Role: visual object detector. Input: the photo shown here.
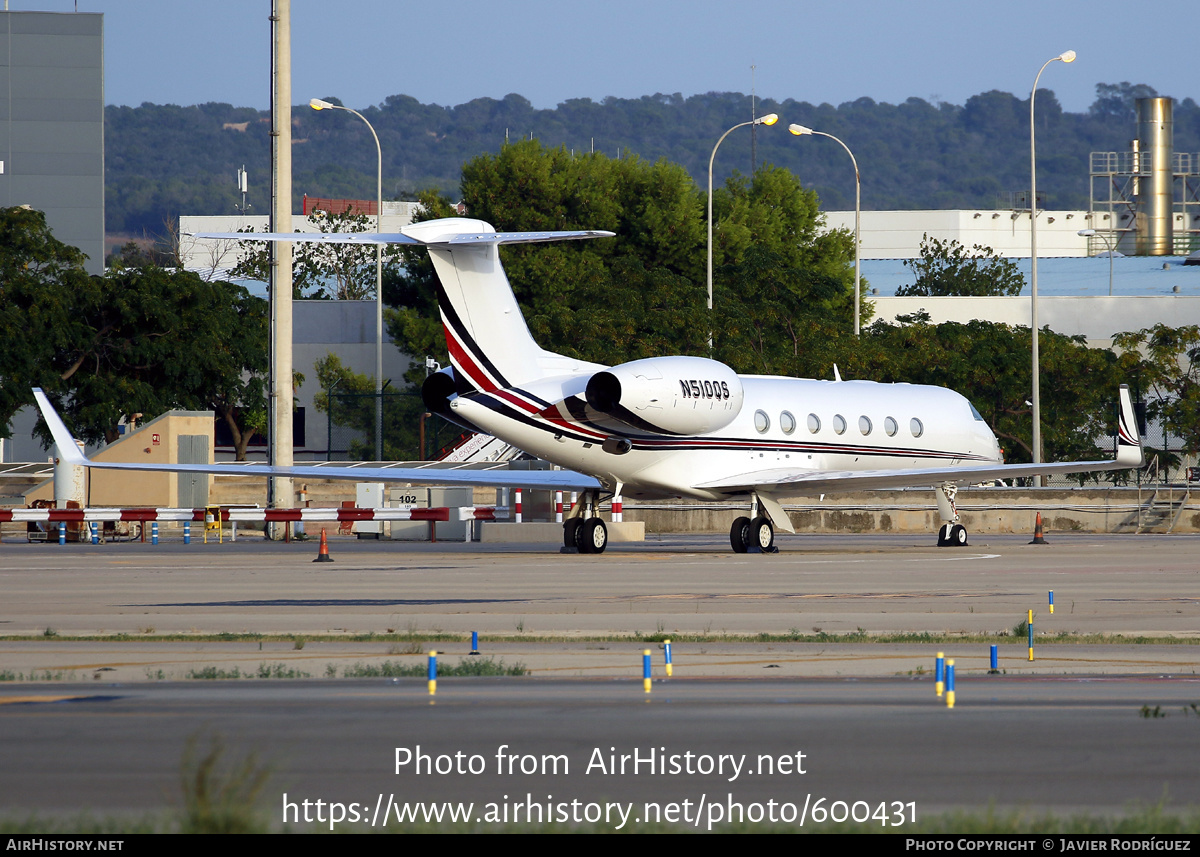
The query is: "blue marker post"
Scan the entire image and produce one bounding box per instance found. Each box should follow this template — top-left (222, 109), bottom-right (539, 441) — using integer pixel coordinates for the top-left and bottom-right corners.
top-left (57, 523), bottom-right (65, 545)
top-left (470, 631), bottom-right (479, 656)
top-left (1049, 590), bottom-right (1055, 615)
top-left (428, 650), bottom-right (438, 696)
top-left (935, 651), bottom-right (945, 697)
top-left (90, 522), bottom-right (98, 545)
top-left (643, 649), bottom-right (652, 694)
top-left (1027, 609), bottom-right (1035, 662)
top-left (183, 521), bottom-right (191, 545)
top-left (989, 644), bottom-right (999, 674)
top-left (664, 639), bottom-right (673, 678)
top-left (151, 521), bottom-right (159, 545)
top-left (946, 659), bottom-right (956, 709)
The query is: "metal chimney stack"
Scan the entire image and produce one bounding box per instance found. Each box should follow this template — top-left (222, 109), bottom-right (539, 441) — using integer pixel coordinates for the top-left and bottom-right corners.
top-left (1135, 97), bottom-right (1173, 255)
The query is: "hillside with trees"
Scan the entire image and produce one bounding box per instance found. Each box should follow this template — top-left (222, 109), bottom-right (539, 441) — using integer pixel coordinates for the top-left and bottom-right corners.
top-left (105, 83), bottom-right (1200, 237)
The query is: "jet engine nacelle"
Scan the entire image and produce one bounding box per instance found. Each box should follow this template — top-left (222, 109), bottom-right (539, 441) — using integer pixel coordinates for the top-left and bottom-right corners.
top-left (421, 367), bottom-right (483, 434)
top-left (585, 356), bottom-right (744, 435)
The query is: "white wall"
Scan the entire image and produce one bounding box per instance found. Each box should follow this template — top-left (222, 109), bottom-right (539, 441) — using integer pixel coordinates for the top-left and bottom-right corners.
top-left (824, 209), bottom-right (1100, 259)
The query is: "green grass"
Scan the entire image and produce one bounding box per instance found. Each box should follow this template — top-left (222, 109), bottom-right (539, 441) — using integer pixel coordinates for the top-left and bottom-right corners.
top-left (185, 664), bottom-right (311, 680)
top-left (341, 657), bottom-right (527, 678)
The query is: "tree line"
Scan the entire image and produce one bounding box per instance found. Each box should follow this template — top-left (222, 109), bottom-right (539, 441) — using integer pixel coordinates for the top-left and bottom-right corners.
top-left (105, 82), bottom-right (1200, 236)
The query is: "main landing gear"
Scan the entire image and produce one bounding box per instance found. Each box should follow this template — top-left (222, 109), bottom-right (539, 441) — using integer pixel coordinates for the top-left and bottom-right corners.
top-left (730, 516), bottom-right (775, 553)
top-left (730, 494), bottom-right (778, 554)
top-left (563, 517), bottom-right (608, 554)
top-left (562, 491), bottom-right (609, 554)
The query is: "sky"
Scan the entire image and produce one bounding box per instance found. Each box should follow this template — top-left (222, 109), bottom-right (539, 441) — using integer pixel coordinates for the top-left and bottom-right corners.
top-left (6, 0), bottom-right (1194, 113)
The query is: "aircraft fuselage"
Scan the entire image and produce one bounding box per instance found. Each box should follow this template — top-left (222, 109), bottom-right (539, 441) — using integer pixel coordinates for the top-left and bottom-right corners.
top-left (450, 373), bottom-right (1003, 500)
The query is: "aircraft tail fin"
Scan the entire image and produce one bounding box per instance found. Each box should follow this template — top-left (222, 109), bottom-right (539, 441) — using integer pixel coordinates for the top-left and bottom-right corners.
top-left (32, 388), bottom-right (88, 465)
top-left (406, 219), bottom-right (611, 392)
top-left (1115, 383), bottom-right (1144, 468)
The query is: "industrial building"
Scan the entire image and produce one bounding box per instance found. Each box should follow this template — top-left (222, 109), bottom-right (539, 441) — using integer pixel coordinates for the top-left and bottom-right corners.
top-left (0, 9), bottom-right (105, 274)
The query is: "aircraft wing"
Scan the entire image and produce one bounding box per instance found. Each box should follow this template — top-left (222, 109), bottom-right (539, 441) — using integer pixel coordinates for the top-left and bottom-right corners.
top-left (695, 384), bottom-right (1144, 495)
top-left (31, 389), bottom-right (600, 493)
top-left (692, 456), bottom-right (1129, 494)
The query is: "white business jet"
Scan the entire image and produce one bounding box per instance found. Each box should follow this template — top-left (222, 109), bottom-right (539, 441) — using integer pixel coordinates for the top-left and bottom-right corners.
top-left (34, 217), bottom-right (1143, 554)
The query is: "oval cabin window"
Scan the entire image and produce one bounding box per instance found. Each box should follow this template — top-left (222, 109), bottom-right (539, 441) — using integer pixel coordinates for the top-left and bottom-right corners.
top-left (833, 414), bottom-right (847, 435)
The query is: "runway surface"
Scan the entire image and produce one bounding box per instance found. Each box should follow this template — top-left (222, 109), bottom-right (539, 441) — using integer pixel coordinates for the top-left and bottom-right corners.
top-left (1, 532), bottom-right (1198, 827)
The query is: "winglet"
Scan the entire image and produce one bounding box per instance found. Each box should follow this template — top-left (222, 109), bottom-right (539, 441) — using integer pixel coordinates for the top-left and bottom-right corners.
top-left (32, 388), bottom-right (87, 465)
top-left (1115, 384), bottom-right (1144, 468)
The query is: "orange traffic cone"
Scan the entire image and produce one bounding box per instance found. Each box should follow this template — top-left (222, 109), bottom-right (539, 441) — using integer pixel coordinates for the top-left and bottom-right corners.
top-left (1029, 512), bottom-right (1048, 545)
top-left (313, 527), bottom-right (334, 562)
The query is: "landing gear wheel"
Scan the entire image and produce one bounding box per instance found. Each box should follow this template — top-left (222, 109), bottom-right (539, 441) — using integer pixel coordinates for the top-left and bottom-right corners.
top-left (730, 516), bottom-right (751, 553)
top-left (749, 516), bottom-right (774, 552)
top-left (937, 523), bottom-right (968, 547)
top-left (575, 518), bottom-right (608, 554)
top-left (563, 519), bottom-right (581, 550)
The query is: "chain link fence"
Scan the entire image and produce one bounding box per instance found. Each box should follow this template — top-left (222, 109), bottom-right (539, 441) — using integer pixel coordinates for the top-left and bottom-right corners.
top-left (323, 391), bottom-right (462, 461)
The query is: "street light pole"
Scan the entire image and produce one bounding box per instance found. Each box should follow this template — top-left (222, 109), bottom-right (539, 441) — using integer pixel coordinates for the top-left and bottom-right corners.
top-left (310, 97), bottom-right (384, 461)
top-left (789, 124), bottom-right (861, 336)
top-left (1078, 229), bottom-right (1115, 296)
top-left (1029, 50), bottom-right (1075, 485)
top-left (707, 113), bottom-right (778, 353)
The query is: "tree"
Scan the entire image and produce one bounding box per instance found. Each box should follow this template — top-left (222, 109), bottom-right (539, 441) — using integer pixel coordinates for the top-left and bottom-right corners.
top-left (0, 207), bottom-right (93, 436)
top-left (898, 234), bottom-right (1025, 297)
top-left (312, 354), bottom-right (452, 460)
top-left (386, 143), bottom-right (859, 377)
top-left (1113, 324), bottom-right (1200, 465)
top-left (47, 267), bottom-right (271, 450)
top-left (231, 209), bottom-right (404, 299)
top-left (1, 208), bottom-right (274, 456)
top-left (858, 315), bottom-right (1120, 467)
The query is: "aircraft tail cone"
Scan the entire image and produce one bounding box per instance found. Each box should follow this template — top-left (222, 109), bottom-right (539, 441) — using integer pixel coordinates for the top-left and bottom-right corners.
top-left (1029, 512), bottom-right (1048, 545)
top-left (314, 528), bottom-right (334, 562)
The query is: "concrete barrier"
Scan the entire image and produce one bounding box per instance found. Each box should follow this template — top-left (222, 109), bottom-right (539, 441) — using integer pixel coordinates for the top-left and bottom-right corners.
top-left (480, 521), bottom-right (645, 543)
top-left (622, 488), bottom-right (1197, 535)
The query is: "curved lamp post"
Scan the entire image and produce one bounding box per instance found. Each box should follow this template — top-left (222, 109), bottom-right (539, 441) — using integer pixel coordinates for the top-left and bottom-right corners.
top-left (1078, 228), bottom-right (1115, 296)
top-left (1029, 50), bottom-right (1075, 484)
top-left (707, 113), bottom-right (778, 353)
top-left (310, 98), bottom-right (385, 461)
top-left (790, 124), bottom-right (861, 336)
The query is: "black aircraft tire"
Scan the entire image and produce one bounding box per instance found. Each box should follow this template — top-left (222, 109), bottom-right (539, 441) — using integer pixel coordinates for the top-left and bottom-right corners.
top-left (730, 516), bottom-right (751, 553)
top-left (582, 518), bottom-right (608, 554)
top-left (563, 519), bottom-right (581, 549)
top-left (749, 516), bottom-right (774, 551)
top-left (951, 523), bottom-right (968, 547)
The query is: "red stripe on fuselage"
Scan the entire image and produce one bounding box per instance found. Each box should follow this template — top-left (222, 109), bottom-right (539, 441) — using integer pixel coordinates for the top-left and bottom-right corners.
top-left (443, 323), bottom-right (498, 392)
